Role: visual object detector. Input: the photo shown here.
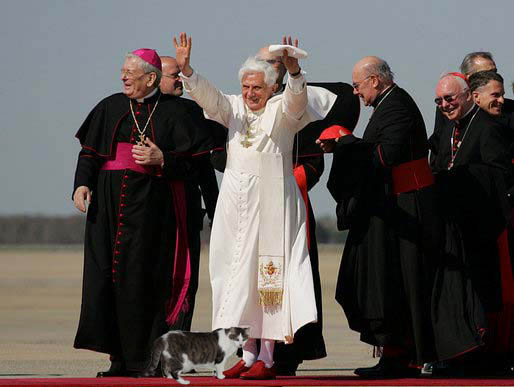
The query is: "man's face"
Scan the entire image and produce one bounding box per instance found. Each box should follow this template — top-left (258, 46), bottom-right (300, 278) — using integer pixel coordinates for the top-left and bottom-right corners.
top-left (435, 78), bottom-right (473, 121)
top-left (352, 67), bottom-right (378, 107)
top-left (473, 80), bottom-right (505, 117)
top-left (121, 57), bottom-right (153, 99)
top-left (469, 57), bottom-right (497, 76)
top-left (241, 72), bottom-right (274, 111)
top-left (160, 58), bottom-right (183, 97)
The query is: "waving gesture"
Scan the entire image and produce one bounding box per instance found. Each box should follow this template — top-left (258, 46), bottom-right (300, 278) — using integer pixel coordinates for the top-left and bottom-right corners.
top-left (173, 32), bottom-right (193, 77)
top-left (282, 36), bottom-right (301, 76)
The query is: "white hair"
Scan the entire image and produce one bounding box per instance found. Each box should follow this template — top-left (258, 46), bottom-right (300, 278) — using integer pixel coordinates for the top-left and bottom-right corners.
top-left (238, 56), bottom-right (278, 87)
top-left (440, 72), bottom-right (468, 91)
top-left (125, 53), bottom-right (162, 87)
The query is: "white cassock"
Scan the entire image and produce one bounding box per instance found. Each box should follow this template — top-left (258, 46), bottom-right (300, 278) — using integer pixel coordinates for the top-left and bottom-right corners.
top-left (181, 70), bottom-right (336, 342)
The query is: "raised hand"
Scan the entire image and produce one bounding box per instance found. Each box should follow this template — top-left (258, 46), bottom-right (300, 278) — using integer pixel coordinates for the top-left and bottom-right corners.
top-left (173, 32), bottom-right (193, 76)
top-left (282, 36), bottom-right (300, 75)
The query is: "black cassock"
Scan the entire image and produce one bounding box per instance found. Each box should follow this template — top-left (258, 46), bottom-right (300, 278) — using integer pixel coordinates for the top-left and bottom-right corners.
top-left (429, 105), bottom-right (513, 360)
top-left (329, 85), bottom-right (439, 366)
top-left (72, 91), bottom-right (217, 371)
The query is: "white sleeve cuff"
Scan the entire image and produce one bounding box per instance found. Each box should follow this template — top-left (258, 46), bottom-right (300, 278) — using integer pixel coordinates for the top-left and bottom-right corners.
top-left (179, 70), bottom-right (198, 92)
top-left (287, 71), bottom-right (306, 95)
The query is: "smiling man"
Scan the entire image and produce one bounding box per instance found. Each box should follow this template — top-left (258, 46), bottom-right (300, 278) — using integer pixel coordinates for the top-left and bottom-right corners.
top-left (470, 70), bottom-right (505, 117)
top-left (429, 73), bottom-right (513, 375)
top-left (72, 48), bottom-right (214, 377)
top-left (174, 32), bottom-right (336, 380)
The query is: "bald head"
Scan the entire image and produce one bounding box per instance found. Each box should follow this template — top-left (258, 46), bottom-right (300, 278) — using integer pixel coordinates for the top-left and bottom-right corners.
top-left (160, 56), bottom-right (183, 97)
top-left (256, 46), bottom-right (286, 86)
top-left (435, 74), bottom-right (473, 121)
top-left (352, 56), bottom-right (394, 106)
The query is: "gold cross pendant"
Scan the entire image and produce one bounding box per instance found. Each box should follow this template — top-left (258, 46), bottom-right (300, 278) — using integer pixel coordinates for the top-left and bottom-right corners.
top-left (137, 134), bottom-right (146, 146)
top-left (241, 137), bottom-right (252, 148)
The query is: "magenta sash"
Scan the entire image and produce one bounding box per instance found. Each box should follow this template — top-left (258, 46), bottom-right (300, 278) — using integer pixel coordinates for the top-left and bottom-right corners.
top-left (101, 142), bottom-right (157, 175)
top-left (166, 180), bottom-right (192, 326)
top-left (101, 142), bottom-right (191, 326)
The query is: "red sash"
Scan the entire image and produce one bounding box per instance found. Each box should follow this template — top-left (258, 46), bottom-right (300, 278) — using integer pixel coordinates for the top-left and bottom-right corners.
top-left (294, 165), bottom-right (310, 250)
top-left (101, 142), bottom-right (161, 176)
top-left (391, 157), bottom-right (434, 194)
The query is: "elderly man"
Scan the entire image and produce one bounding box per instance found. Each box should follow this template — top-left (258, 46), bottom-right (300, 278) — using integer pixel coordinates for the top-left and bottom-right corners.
top-left (174, 33), bottom-right (335, 380)
top-left (72, 49), bottom-right (213, 376)
top-left (429, 73), bottom-right (512, 375)
top-left (159, 56), bottom-right (220, 333)
top-left (251, 46), bottom-right (360, 376)
top-left (318, 56), bottom-right (438, 378)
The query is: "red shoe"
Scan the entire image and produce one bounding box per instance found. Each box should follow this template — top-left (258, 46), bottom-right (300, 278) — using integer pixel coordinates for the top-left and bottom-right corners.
top-left (223, 360), bottom-right (250, 379)
top-left (240, 360), bottom-right (277, 380)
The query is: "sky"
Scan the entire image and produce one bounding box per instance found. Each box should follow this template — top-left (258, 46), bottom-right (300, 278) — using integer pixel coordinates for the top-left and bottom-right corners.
top-left (2, 0), bottom-right (514, 217)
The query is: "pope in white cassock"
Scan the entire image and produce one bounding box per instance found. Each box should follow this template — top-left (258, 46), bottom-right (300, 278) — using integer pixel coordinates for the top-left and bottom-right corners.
top-left (174, 33), bottom-right (336, 380)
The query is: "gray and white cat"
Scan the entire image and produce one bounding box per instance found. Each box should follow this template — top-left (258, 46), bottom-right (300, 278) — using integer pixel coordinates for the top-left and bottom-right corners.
top-left (140, 327), bottom-right (249, 384)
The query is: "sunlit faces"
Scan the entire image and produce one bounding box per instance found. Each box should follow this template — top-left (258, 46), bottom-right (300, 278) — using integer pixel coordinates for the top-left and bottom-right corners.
top-left (435, 78), bottom-right (473, 121)
top-left (352, 72), bottom-right (378, 107)
top-left (120, 57), bottom-right (155, 99)
top-left (473, 80), bottom-right (505, 117)
top-left (241, 72), bottom-right (275, 111)
top-left (160, 57), bottom-right (183, 97)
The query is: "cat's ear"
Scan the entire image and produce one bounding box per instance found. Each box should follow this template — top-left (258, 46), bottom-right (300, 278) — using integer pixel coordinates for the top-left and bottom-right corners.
top-left (243, 327), bottom-right (250, 335)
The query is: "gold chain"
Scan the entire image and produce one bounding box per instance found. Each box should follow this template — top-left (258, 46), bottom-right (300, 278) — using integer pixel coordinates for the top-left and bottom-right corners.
top-left (129, 92), bottom-right (161, 145)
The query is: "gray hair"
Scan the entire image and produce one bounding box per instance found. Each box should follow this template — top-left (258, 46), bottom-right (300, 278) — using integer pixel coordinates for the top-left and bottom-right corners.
top-left (125, 53), bottom-right (162, 87)
top-left (469, 70), bottom-right (504, 92)
top-left (238, 56), bottom-right (278, 87)
top-left (460, 51), bottom-right (494, 75)
top-left (365, 58), bottom-right (394, 84)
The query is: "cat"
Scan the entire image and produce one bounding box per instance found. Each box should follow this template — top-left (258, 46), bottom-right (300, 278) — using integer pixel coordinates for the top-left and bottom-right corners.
top-left (140, 327), bottom-right (249, 384)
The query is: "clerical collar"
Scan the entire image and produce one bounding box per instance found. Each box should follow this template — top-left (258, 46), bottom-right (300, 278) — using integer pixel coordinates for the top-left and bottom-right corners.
top-left (456, 104), bottom-right (479, 128)
top-left (371, 84), bottom-right (396, 109)
top-left (135, 87), bottom-right (158, 103)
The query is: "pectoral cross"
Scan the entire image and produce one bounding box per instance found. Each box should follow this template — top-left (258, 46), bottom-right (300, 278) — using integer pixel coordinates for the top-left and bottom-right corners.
top-left (137, 134), bottom-right (146, 146)
top-left (240, 132), bottom-right (254, 148)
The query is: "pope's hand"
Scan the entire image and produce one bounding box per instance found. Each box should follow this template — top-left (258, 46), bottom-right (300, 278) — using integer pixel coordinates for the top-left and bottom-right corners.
top-left (73, 186), bottom-right (91, 213)
top-left (132, 138), bottom-right (164, 167)
top-left (282, 36), bottom-right (300, 75)
top-left (173, 32), bottom-right (193, 77)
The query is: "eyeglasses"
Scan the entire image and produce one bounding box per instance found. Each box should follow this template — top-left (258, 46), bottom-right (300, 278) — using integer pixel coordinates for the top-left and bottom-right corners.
top-left (352, 75), bottom-right (373, 91)
top-left (162, 72), bottom-right (180, 79)
top-left (434, 89), bottom-right (468, 106)
top-left (120, 69), bottom-right (149, 79)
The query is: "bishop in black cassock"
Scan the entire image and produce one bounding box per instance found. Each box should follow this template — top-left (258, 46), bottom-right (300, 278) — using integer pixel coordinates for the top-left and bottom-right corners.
top-left (72, 49), bottom-right (216, 375)
top-left (429, 72), bottom-right (513, 375)
top-left (320, 57), bottom-right (439, 377)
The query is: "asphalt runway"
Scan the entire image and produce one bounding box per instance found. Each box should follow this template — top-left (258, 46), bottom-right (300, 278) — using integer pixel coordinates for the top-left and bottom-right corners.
top-left (0, 245), bottom-right (375, 378)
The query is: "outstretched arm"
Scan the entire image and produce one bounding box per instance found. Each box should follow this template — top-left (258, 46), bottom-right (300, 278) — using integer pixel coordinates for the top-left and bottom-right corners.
top-left (173, 32), bottom-right (235, 127)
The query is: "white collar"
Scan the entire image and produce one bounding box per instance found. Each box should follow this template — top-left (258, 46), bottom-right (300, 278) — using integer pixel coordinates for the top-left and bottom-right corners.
top-left (136, 87), bottom-right (158, 103)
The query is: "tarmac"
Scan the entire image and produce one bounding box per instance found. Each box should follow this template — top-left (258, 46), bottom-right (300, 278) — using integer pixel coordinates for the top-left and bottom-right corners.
top-left (0, 245), bottom-right (375, 378)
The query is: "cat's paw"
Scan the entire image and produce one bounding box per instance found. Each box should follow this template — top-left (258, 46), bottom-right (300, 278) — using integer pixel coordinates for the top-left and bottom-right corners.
top-left (177, 377), bottom-right (190, 385)
top-left (216, 374), bottom-right (226, 380)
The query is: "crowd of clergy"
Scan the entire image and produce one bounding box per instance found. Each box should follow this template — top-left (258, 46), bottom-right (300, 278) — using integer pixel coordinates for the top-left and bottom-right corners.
top-left (72, 33), bottom-right (514, 380)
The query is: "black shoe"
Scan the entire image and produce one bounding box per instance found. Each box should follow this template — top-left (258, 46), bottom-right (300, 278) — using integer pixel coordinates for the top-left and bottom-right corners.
top-left (354, 358), bottom-right (420, 379)
top-left (96, 361), bottom-right (129, 377)
top-left (275, 362), bottom-right (299, 376)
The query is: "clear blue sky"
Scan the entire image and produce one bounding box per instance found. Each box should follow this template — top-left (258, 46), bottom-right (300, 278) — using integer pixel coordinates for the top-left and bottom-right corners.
top-left (2, 0), bottom-right (514, 216)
